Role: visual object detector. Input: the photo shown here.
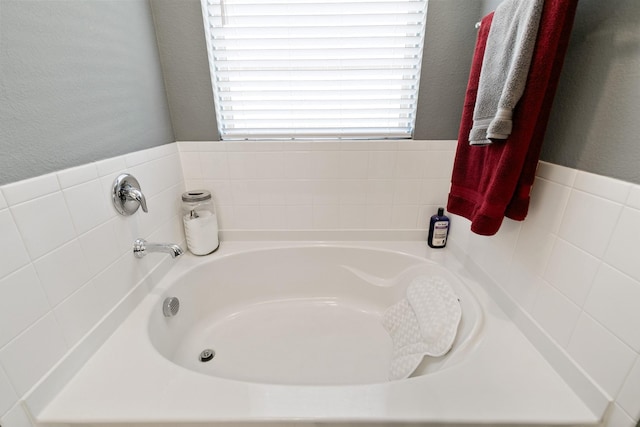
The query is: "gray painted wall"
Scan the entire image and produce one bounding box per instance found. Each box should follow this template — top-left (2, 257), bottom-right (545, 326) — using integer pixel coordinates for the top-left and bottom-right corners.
top-left (150, 0), bottom-right (481, 142)
top-left (2, 0), bottom-right (638, 186)
top-left (150, 0), bottom-right (219, 141)
top-left (480, 0), bottom-right (640, 184)
top-left (481, 0), bottom-right (502, 17)
top-left (0, 0), bottom-right (174, 185)
top-left (414, 0), bottom-right (481, 139)
top-left (540, 0), bottom-right (640, 184)
top-left (148, 0), bottom-right (640, 184)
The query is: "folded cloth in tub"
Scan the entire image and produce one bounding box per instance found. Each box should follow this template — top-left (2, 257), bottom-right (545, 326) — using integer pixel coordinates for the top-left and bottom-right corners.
top-left (382, 276), bottom-right (462, 381)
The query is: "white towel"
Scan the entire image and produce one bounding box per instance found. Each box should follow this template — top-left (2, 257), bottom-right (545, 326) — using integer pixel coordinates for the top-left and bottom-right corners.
top-left (468, 0), bottom-right (544, 146)
top-left (382, 276), bottom-right (462, 381)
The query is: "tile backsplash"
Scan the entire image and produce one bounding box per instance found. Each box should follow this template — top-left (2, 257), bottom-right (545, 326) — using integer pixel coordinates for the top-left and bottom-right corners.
top-left (179, 140), bottom-right (456, 232)
top-left (450, 161), bottom-right (640, 427)
top-left (1, 139), bottom-right (639, 427)
top-left (0, 143), bottom-right (185, 425)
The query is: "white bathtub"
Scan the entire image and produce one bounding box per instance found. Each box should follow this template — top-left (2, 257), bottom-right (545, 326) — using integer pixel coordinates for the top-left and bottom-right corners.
top-left (150, 245), bottom-right (481, 386)
top-left (36, 241), bottom-right (597, 427)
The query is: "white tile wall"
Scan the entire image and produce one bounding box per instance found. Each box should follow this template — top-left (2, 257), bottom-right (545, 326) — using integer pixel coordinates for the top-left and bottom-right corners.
top-left (567, 313), bottom-right (636, 398)
top-left (585, 265), bottom-right (640, 352)
top-left (0, 143), bottom-right (185, 424)
top-left (33, 239), bottom-right (92, 306)
top-left (2, 141), bottom-right (640, 427)
top-left (617, 357), bottom-right (640, 420)
top-left (53, 279), bottom-right (105, 347)
top-left (63, 178), bottom-right (112, 234)
top-left (0, 191), bottom-right (7, 210)
top-left (0, 267), bottom-right (50, 348)
top-left (573, 171), bottom-right (632, 203)
top-left (1, 174), bottom-right (60, 206)
top-left (179, 140), bottom-right (456, 232)
top-left (627, 186), bottom-right (640, 210)
top-left (10, 193), bottom-right (77, 260)
top-left (559, 189), bottom-right (624, 258)
top-left (0, 213), bottom-right (31, 290)
top-left (0, 313), bottom-right (68, 396)
top-left (605, 207), bottom-right (640, 282)
top-left (78, 220), bottom-right (121, 278)
top-left (449, 161), bottom-right (640, 426)
top-left (532, 280), bottom-right (581, 347)
top-left (57, 163), bottom-right (98, 189)
top-left (543, 238), bottom-right (600, 307)
top-left (0, 365), bottom-right (18, 416)
top-left (0, 404), bottom-right (33, 427)
top-left (605, 404), bottom-right (637, 427)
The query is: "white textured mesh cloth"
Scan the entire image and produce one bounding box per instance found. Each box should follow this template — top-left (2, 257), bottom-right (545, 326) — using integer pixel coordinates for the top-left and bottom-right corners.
top-left (381, 276), bottom-right (462, 381)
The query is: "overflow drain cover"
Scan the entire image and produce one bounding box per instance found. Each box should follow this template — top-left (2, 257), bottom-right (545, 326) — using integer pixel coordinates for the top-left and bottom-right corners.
top-left (199, 349), bottom-right (215, 362)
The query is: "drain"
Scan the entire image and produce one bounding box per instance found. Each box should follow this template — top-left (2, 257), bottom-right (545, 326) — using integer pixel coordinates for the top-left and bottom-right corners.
top-left (199, 349), bottom-right (215, 362)
top-left (162, 297), bottom-right (180, 317)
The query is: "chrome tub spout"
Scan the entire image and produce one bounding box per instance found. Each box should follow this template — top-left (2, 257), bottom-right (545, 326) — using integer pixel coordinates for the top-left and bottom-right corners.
top-left (133, 239), bottom-right (184, 259)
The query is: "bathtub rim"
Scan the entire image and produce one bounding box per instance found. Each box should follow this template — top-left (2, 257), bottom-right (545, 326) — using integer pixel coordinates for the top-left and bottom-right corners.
top-left (29, 240), bottom-right (602, 426)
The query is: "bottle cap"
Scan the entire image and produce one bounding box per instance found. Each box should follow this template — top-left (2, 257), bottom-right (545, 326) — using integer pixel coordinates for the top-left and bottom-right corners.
top-left (182, 190), bottom-right (212, 202)
top-left (437, 207), bottom-right (444, 216)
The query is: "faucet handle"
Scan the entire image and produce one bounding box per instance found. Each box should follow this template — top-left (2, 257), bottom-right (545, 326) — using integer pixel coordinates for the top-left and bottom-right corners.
top-left (126, 186), bottom-right (148, 213)
top-left (112, 174), bottom-right (148, 216)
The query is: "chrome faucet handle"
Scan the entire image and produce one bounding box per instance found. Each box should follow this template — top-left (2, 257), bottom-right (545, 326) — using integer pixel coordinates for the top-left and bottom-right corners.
top-left (112, 174), bottom-right (148, 215)
top-left (125, 186), bottom-right (148, 213)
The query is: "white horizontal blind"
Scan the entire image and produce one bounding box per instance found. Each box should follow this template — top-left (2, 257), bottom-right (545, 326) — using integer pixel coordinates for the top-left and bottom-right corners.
top-left (201, 0), bottom-right (428, 140)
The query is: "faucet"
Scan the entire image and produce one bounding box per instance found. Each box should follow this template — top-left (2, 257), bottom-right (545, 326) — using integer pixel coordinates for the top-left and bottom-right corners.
top-left (112, 174), bottom-right (148, 215)
top-left (133, 238), bottom-right (183, 259)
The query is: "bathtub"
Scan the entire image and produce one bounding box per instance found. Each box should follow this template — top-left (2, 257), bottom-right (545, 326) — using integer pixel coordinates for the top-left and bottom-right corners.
top-left (150, 245), bottom-right (480, 386)
top-left (35, 241), bottom-right (597, 427)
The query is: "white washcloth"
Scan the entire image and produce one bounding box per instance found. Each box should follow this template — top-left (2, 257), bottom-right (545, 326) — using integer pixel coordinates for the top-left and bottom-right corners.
top-left (382, 276), bottom-right (462, 381)
top-left (468, 0), bottom-right (544, 146)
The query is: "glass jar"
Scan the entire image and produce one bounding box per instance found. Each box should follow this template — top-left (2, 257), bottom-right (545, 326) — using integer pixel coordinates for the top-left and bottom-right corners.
top-left (181, 190), bottom-right (219, 255)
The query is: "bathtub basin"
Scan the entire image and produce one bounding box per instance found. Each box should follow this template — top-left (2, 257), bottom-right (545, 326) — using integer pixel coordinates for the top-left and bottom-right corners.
top-left (149, 245), bottom-right (480, 386)
top-left (35, 241), bottom-right (597, 426)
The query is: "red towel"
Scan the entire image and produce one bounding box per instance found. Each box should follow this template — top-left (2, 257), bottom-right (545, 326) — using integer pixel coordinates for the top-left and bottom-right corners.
top-left (447, 0), bottom-right (579, 235)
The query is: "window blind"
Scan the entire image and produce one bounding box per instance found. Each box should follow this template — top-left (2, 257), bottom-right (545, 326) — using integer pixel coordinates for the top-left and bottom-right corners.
top-left (201, 0), bottom-right (429, 140)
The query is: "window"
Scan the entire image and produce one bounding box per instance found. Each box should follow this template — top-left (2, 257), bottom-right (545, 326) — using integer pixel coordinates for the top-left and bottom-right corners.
top-left (201, 0), bottom-right (428, 140)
